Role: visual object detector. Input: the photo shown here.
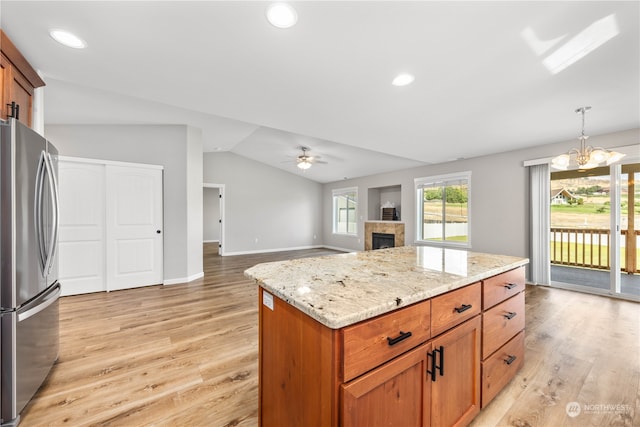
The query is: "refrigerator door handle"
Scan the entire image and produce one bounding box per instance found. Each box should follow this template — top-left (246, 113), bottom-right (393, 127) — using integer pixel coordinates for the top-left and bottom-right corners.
top-left (17, 284), bottom-right (61, 322)
top-left (43, 152), bottom-right (59, 276)
top-left (34, 150), bottom-right (47, 274)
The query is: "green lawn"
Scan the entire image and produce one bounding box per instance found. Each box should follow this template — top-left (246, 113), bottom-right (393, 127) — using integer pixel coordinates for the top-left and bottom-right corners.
top-left (550, 241), bottom-right (638, 271)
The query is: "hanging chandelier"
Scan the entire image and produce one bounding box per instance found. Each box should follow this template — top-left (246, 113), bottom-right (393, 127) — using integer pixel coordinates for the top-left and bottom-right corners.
top-left (551, 106), bottom-right (625, 170)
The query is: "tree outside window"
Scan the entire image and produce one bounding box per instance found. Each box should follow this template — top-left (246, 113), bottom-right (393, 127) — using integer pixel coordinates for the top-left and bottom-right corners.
top-left (416, 173), bottom-right (470, 246)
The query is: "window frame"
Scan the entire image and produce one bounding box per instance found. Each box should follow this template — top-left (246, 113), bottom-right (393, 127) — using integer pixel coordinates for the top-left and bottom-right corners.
top-left (332, 186), bottom-right (358, 236)
top-left (415, 171), bottom-right (471, 248)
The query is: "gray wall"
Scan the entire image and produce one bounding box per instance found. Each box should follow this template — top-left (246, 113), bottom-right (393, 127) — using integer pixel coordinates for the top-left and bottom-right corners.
top-left (203, 152), bottom-right (323, 254)
top-left (203, 187), bottom-right (220, 242)
top-left (186, 126), bottom-right (203, 278)
top-left (45, 124), bottom-right (203, 283)
top-left (323, 128), bottom-right (640, 262)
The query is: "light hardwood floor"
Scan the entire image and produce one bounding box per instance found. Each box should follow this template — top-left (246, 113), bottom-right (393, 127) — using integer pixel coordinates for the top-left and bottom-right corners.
top-left (20, 244), bottom-right (639, 427)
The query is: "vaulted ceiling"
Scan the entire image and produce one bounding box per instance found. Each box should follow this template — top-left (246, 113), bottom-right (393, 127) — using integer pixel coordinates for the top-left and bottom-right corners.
top-left (2, 1), bottom-right (638, 183)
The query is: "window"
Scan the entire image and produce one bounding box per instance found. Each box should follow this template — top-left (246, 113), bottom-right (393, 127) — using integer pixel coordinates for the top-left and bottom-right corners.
top-left (333, 187), bottom-right (358, 235)
top-left (415, 172), bottom-right (470, 247)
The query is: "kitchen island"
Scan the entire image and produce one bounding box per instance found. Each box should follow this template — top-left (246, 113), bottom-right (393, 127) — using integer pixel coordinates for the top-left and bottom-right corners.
top-left (245, 246), bottom-right (529, 427)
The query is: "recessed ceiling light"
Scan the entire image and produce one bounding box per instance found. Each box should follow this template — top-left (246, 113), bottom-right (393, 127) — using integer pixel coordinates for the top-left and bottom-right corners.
top-left (392, 73), bottom-right (415, 87)
top-left (50, 29), bottom-right (86, 49)
top-left (266, 3), bottom-right (298, 29)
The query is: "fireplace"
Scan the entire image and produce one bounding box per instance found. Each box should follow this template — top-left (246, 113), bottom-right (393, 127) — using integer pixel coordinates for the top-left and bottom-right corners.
top-left (372, 232), bottom-right (395, 250)
top-left (364, 221), bottom-right (405, 251)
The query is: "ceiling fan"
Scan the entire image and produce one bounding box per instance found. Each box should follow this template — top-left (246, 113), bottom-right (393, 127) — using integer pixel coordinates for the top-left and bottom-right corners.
top-left (295, 146), bottom-right (327, 170)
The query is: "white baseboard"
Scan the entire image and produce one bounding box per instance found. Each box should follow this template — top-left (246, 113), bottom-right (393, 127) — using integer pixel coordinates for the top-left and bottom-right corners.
top-left (222, 245), bottom-right (327, 257)
top-left (203, 240), bottom-right (220, 243)
top-left (321, 245), bottom-right (355, 253)
top-left (164, 271), bottom-right (204, 285)
top-left (221, 245), bottom-right (355, 257)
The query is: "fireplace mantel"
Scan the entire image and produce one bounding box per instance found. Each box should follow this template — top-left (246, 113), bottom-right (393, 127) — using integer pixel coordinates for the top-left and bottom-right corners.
top-left (364, 221), bottom-right (405, 250)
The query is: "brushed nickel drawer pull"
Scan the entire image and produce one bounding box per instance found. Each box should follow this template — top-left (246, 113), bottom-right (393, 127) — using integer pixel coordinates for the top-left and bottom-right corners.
top-left (387, 331), bottom-right (412, 346)
top-left (504, 283), bottom-right (517, 289)
top-left (454, 304), bottom-right (472, 313)
top-left (504, 311), bottom-right (517, 320)
top-left (504, 355), bottom-right (517, 365)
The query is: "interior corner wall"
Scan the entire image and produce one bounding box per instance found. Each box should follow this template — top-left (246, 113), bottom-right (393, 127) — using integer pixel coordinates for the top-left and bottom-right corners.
top-left (203, 152), bottom-right (323, 254)
top-left (44, 124), bottom-right (199, 284)
top-left (322, 128), bottom-right (640, 265)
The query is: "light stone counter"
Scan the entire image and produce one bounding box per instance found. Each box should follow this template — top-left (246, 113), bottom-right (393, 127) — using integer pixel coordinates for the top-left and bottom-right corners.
top-left (245, 245), bottom-right (529, 329)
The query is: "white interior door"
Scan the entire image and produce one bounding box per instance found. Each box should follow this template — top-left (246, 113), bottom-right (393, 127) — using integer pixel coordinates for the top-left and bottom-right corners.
top-left (58, 161), bottom-right (106, 296)
top-left (106, 165), bottom-right (163, 291)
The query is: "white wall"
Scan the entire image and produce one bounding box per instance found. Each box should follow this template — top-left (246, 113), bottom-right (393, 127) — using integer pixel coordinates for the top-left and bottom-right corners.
top-left (45, 124), bottom-right (203, 283)
top-left (323, 128), bottom-right (640, 264)
top-left (203, 187), bottom-right (220, 242)
top-left (203, 152), bottom-right (323, 254)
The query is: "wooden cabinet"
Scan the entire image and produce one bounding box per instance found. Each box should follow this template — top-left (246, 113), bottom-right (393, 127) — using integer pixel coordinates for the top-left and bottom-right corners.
top-left (481, 331), bottom-right (524, 406)
top-left (431, 281), bottom-right (481, 336)
top-left (0, 30), bottom-right (45, 127)
top-left (343, 299), bottom-right (431, 382)
top-left (342, 315), bottom-right (480, 427)
top-left (342, 342), bottom-right (431, 427)
top-left (480, 267), bottom-right (526, 408)
top-left (431, 316), bottom-right (481, 427)
top-left (259, 270), bottom-right (522, 426)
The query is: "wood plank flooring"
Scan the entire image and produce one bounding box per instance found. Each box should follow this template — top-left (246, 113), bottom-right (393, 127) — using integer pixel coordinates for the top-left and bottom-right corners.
top-left (19, 244), bottom-right (639, 427)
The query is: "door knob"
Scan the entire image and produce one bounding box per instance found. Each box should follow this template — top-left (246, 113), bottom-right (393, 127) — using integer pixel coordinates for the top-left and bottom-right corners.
top-left (156, 230), bottom-right (162, 234)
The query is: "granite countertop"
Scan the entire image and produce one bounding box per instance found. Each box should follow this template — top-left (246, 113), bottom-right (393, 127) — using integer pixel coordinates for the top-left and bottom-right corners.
top-left (245, 246), bottom-right (529, 329)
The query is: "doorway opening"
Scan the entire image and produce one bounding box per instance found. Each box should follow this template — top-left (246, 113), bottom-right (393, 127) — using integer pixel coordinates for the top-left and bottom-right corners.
top-left (203, 184), bottom-right (224, 257)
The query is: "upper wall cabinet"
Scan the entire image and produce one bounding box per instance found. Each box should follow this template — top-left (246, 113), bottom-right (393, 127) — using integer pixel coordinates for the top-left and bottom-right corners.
top-left (1, 30), bottom-right (46, 128)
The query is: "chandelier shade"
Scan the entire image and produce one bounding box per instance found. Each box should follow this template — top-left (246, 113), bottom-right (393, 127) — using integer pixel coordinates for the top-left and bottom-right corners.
top-left (551, 107), bottom-right (625, 170)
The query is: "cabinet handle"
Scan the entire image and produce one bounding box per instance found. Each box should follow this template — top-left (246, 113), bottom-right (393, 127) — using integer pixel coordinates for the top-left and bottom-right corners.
top-left (6, 102), bottom-right (19, 120)
top-left (427, 345), bottom-right (445, 382)
top-left (504, 311), bottom-right (517, 320)
top-left (454, 303), bottom-right (472, 313)
top-left (386, 331), bottom-right (412, 346)
top-left (504, 283), bottom-right (517, 290)
top-left (504, 355), bottom-right (517, 365)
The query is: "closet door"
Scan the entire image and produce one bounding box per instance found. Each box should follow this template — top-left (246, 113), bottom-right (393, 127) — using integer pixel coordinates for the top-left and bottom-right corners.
top-left (58, 161), bottom-right (106, 296)
top-left (106, 165), bottom-right (163, 291)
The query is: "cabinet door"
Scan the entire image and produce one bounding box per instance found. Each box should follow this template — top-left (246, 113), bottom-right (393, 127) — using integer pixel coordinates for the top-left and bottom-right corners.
top-left (1, 54), bottom-right (10, 120)
top-left (342, 342), bottom-right (431, 427)
top-left (0, 54), bottom-right (33, 127)
top-left (9, 67), bottom-right (33, 127)
top-left (430, 316), bottom-right (480, 427)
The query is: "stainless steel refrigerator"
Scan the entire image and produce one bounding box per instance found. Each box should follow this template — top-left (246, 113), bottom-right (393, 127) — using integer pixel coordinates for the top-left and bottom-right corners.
top-left (0, 118), bottom-right (60, 426)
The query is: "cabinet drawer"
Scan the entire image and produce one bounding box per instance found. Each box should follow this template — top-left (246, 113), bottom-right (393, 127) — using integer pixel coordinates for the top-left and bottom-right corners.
top-left (482, 292), bottom-right (525, 359)
top-left (482, 331), bottom-right (524, 407)
top-left (343, 299), bottom-right (431, 382)
top-left (483, 267), bottom-right (525, 309)
top-left (431, 282), bottom-right (481, 337)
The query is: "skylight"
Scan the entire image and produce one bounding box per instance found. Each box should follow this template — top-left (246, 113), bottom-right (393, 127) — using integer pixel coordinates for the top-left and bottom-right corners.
top-left (522, 14), bottom-right (619, 75)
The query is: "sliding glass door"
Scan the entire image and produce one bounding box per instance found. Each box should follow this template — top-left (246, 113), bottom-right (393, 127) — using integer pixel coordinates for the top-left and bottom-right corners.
top-left (549, 163), bottom-right (639, 299)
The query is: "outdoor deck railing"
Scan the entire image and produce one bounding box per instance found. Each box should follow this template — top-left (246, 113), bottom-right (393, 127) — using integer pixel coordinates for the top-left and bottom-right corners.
top-left (550, 228), bottom-right (640, 273)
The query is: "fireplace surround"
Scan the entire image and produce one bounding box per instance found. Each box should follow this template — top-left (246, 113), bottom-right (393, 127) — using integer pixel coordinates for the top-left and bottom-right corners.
top-left (364, 221), bottom-right (405, 250)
